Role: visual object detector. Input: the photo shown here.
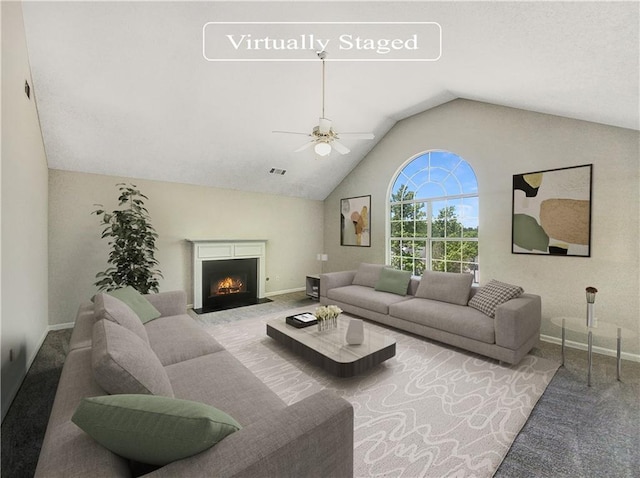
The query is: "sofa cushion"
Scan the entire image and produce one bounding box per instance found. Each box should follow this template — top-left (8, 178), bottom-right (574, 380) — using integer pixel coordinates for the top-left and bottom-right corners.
top-left (352, 263), bottom-right (386, 288)
top-left (375, 268), bottom-right (412, 296)
top-left (72, 394), bottom-right (241, 466)
top-left (165, 351), bottom-right (286, 425)
top-left (107, 286), bottom-right (161, 323)
top-left (328, 284), bottom-right (411, 315)
top-left (145, 315), bottom-right (225, 366)
top-left (468, 279), bottom-right (524, 318)
top-left (415, 271), bottom-right (474, 306)
top-left (95, 293), bottom-right (150, 345)
top-left (92, 319), bottom-right (174, 397)
top-left (389, 298), bottom-right (495, 344)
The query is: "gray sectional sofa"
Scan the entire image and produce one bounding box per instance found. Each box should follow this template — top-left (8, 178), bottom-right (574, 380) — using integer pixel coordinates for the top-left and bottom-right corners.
top-left (320, 264), bottom-right (541, 364)
top-left (35, 290), bottom-right (353, 477)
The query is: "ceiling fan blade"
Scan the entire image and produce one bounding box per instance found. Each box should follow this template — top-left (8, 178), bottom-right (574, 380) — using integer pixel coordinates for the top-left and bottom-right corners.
top-left (294, 140), bottom-right (316, 153)
top-left (318, 117), bottom-right (332, 134)
top-left (336, 132), bottom-right (375, 140)
top-left (332, 140), bottom-right (350, 155)
top-left (272, 130), bottom-right (311, 136)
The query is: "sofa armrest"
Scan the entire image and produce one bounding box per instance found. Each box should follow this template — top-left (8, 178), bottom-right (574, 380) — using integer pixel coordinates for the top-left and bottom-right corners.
top-left (320, 271), bottom-right (356, 298)
top-left (144, 290), bottom-right (187, 317)
top-left (147, 390), bottom-right (354, 478)
top-left (494, 293), bottom-right (541, 350)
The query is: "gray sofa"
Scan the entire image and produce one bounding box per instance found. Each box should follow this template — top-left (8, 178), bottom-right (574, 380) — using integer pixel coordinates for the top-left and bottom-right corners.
top-left (35, 290), bottom-right (353, 477)
top-left (320, 264), bottom-right (541, 364)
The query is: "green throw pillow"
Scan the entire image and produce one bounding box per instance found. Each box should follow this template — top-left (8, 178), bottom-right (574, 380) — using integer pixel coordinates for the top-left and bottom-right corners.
top-left (375, 267), bottom-right (412, 296)
top-left (107, 286), bottom-right (161, 323)
top-left (72, 394), bottom-right (242, 466)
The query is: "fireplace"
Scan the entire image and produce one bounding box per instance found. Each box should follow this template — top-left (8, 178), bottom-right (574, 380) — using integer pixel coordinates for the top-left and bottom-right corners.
top-left (189, 240), bottom-right (269, 313)
top-left (200, 258), bottom-right (258, 312)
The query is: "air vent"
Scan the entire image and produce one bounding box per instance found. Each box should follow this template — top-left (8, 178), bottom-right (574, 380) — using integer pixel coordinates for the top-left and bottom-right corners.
top-left (269, 168), bottom-right (286, 175)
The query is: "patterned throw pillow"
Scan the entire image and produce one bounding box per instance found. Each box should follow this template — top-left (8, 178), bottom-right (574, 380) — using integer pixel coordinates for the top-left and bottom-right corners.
top-left (468, 279), bottom-right (524, 317)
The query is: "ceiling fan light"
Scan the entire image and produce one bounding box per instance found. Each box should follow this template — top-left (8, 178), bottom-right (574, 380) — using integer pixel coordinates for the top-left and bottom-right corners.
top-left (314, 142), bottom-right (332, 156)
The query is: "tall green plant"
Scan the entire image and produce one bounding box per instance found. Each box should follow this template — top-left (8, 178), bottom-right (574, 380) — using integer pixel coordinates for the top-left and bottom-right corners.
top-left (93, 183), bottom-right (162, 294)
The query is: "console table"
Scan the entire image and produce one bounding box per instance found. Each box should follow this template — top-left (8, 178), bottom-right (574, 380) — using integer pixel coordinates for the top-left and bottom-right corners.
top-left (551, 316), bottom-right (633, 386)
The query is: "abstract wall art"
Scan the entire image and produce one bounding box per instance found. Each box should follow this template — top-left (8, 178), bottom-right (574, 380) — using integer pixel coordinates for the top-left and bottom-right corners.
top-left (512, 164), bottom-right (592, 256)
top-left (341, 195), bottom-right (371, 247)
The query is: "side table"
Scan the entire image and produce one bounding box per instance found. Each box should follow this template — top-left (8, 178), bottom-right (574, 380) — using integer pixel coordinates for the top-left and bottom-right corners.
top-left (551, 316), bottom-right (633, 386)
top-left (305, 275), bottom-right (320, 300)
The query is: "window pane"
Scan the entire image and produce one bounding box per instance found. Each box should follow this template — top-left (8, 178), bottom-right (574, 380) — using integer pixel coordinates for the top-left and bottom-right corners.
top-left (390, 204), bottom-right (402, 221)
top-left (432, 241), bottom-right (445, 260)
top-left (390, 240), bottom-right (401, 255)
top-left (402, 220), bottom-right (415, 237)
top-left (391, 256), bottom-right (402, 269)
top-left (462, 262), bottom-right (478, 277)
top-left (432, 260), bottom-right (445, 272)
top-left (414, 241), bottom-right (427, 259)
top-left (463, 227), bottom-right (478, 238)
top-left (391, 221), bottom-right (402, 236)
top-left (402, 156), bottom-right (425, 178)
top-left (416, 182), bottom-right (446, 199)
top-left (392, 183), bottom-right (414, 201)
top-left (431, 201), bottom-right (447, 237)
top-left (454, 162), bottom-right (478, 194)
top-left (430, 151), bottom-right (462, 171)
top-left (446, 261), bottom-right (462, 273)
top-left (443, 173), bottom-right (462, 196)
top-left (415, 260), bottom-right (426, 276)
top-left (401, 257), bottom-right (414, 272)
top-left (445, 241), bottom-right (462, 262)
top-left (408, 170), bottom-right (429, 188)
top-left (461, 241), bottom-right (478, 262)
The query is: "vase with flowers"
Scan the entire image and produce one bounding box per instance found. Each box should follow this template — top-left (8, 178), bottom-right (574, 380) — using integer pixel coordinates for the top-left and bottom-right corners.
top-left (314, 305), bottom-right (342, 332)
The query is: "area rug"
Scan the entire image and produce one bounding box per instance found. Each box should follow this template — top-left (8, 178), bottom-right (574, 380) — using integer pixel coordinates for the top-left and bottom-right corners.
top-left (203, 307), bottom-right (559, 478)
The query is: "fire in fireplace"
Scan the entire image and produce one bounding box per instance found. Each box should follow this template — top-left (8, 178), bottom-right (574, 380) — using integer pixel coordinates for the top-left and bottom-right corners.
top-left (200, 258), bottom-right (258, 313)
top-left (211, 276), bottom-right (246, 296)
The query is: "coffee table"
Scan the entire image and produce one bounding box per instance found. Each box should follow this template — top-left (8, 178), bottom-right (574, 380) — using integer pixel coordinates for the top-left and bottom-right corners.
top-left (266, 316), bottom-right (396, 377)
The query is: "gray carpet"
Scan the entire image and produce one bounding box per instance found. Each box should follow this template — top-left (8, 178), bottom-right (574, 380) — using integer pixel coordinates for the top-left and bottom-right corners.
top-left (2, 292), bottom-right (638, 477)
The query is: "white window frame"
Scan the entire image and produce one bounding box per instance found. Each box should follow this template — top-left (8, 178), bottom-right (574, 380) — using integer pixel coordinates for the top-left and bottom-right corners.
top-left (386, 150), bottom-right (479, 282)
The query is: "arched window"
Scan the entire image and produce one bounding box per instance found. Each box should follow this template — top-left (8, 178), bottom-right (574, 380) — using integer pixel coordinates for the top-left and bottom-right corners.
top-left (388, 151), bottom-right (479, 282)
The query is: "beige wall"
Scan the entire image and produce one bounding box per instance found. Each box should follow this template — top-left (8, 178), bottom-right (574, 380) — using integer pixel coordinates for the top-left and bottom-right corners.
top-left (323, 99), bottom-right (640, 357)
top-left (1, 1), bottom-right (50, 420)
top-left (48, 170), bottom-right (324, 326)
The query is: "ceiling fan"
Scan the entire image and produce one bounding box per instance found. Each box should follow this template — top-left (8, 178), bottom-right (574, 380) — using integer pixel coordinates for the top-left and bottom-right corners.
top-left (273, 51), bottom-right (374, 158)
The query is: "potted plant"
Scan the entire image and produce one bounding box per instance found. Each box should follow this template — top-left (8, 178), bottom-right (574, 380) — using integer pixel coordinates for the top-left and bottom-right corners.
top-left (92, 183), bottom-right (163, 293)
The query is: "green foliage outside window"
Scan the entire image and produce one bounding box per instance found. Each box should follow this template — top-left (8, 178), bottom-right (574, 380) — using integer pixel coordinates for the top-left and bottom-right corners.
top-left (390, 185), bottom-right (478, 279)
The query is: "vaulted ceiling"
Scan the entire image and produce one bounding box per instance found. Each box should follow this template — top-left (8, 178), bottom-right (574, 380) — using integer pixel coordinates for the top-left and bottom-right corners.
top-left (21, 1), bottom-right (639, 200)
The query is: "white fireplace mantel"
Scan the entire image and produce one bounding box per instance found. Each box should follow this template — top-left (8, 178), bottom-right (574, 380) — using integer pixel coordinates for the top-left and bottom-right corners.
top-left (188, 239), bottom-right (267, 309)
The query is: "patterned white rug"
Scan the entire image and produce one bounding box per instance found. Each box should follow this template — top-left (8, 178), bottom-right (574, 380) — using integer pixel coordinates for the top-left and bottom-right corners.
top-left (203, 307), bottom-right (559, 478)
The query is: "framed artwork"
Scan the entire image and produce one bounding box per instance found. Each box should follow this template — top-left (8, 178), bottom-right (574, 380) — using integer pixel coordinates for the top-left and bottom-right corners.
top-left (341, 195), bottom-right (371, 247)
top-left (512, 164), bottom-right (592, 256)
